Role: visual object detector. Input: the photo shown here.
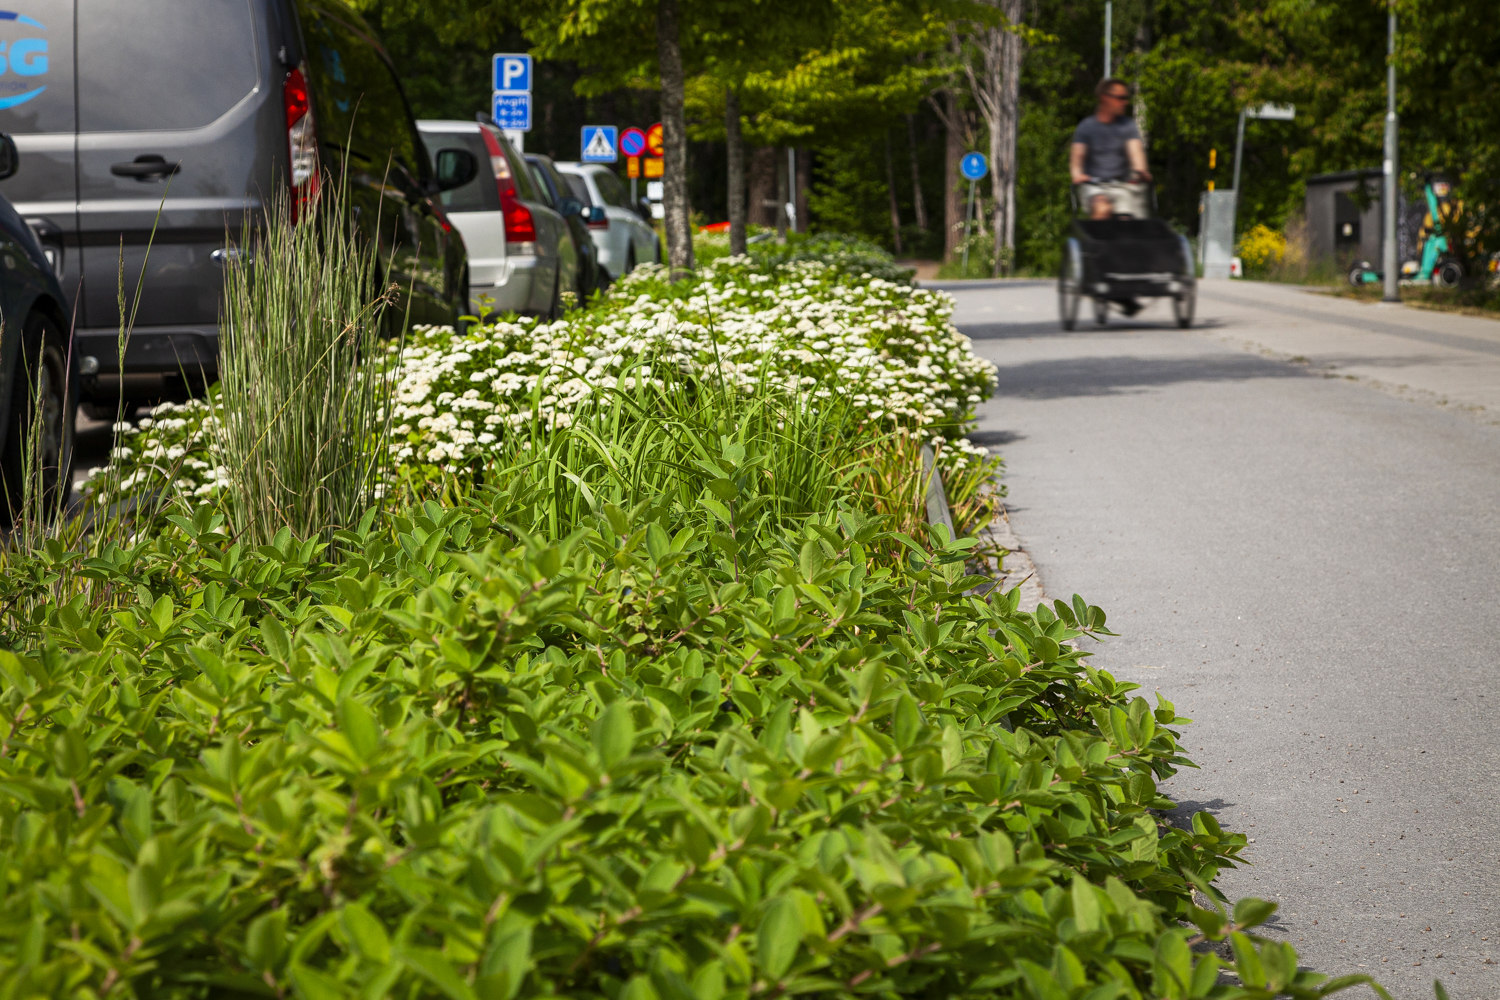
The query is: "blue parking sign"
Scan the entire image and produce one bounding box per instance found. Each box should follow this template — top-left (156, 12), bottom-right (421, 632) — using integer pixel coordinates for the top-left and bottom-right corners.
top-left (960, 152), bottom-right (988, 180)
top-left (581, 126), bottom-right (618, 163)
top-left (493, 92), bottom-right (531, 131)
top-left (493, 54), bottom-right (532, 92)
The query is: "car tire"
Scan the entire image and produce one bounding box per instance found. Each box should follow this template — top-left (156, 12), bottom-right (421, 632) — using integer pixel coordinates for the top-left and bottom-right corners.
top-left (0, 312), bottom-right (76, 526)
top-left (548, 271), bottom-right (562, 320)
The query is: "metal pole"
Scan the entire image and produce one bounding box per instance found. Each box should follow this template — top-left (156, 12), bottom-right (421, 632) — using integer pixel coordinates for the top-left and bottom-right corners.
top-left (1230, 108), bottom-right (1246, 258)
top-left (787, 147), bottom-right (797, 233)
top-left (1231, 109), bottom-right (1246, 194)
top-left (1104, 2), bottom-right (1112, 78)
top-left (1382, 3), bottom-right (1399, 302)
top-left (962, 179), bottom-right (975, 274)
top-left (631, 176), bottom-right (638, 207)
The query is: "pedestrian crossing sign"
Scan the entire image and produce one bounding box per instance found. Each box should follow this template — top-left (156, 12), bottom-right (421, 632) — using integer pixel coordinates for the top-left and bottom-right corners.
top-left (581, 125), bottom-right (618, 163)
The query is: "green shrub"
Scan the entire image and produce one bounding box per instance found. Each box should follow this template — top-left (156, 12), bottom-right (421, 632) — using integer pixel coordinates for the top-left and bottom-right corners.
top-left (0, 484), bottom-right (1384, 999)
top-left (748, 233), bottom-right (915, 285)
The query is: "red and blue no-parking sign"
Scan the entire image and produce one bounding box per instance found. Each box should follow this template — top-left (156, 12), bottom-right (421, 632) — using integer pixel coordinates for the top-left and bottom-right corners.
top-left (619, 127), bottom-right (647, 158)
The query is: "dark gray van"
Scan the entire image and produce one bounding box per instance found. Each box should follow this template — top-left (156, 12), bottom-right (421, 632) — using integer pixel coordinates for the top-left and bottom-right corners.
top-left (0, 0), bottom-right (469, 411)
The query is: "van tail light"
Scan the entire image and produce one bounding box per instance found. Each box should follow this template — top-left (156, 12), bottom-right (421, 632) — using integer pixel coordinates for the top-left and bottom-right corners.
top-left (479, 125), bottom-right (535, 249)
top-left (283, 65), bottom-right (319, 221)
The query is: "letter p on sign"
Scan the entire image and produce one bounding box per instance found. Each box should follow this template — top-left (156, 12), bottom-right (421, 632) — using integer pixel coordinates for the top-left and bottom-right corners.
top-left (493, 54), bottom-right (532, 93)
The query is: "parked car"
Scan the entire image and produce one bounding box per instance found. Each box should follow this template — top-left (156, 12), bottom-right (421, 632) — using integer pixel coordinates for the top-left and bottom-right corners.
top-left (525, 153), bottom-right (611, 303)
top-left (0, 135), bottom-right (77, 522)
top-left (554, 162), bottom-right (660, 278)
top-left (417, 120), bottom-right (575, 319)
top-left (0, 0), bottom-right (470, 415)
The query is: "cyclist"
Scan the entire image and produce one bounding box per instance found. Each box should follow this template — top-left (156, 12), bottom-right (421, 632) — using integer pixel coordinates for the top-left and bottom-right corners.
top-left (1070, 78), bottom-right (1152, 221)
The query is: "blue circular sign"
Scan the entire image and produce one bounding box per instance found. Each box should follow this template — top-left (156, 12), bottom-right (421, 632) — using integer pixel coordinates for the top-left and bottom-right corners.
top-left (960, 152), bottom-right (988, 180)
top-left (619, 127), bottom-right (647, 157)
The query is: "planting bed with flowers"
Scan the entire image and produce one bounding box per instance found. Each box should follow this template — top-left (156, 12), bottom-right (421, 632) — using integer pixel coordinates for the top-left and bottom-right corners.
top-left (87, 259), bottom-right (996, 514)
top-left (3, 238), bottom-right (1385, 999)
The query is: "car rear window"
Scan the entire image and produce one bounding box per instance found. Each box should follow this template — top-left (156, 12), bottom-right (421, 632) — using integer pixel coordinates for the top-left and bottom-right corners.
top-left (562, 174), bottom-right (592, 205)
top-left (77, 0), bottom-right (260, 131)
top-left (594, 168), bottom-right (629, 208)
top-left (301, 4), bottom-right (426, 183)
top-left (522, 162), bottom-right (553, 206)
top-left (420, 130), bottom-right (497, 213)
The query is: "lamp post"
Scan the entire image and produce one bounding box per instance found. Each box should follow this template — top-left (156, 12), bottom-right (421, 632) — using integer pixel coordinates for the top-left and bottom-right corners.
top-left (1104, 2), bottom-right (1112, 77)
top-left (1382, 3), bottom-right (1399, 302)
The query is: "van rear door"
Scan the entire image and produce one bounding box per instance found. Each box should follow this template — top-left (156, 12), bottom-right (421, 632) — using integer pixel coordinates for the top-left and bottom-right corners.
top-left (74, 0), bottom-right (266, 366)
top-left (0, 3), bottom-right (79, 313)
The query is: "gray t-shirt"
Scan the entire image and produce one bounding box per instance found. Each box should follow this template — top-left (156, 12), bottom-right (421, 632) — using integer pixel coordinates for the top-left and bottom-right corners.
top-left (1072, 115), bottom-right (1142, 181)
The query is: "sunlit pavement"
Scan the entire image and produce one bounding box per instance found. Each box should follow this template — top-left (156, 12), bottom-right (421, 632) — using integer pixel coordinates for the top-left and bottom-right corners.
top-left (947, 278), bottom-right (1500, 998)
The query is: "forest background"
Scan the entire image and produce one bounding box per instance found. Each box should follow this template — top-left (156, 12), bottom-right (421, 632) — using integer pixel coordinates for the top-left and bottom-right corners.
top-left (355, 0), bottom-right (1497, 277)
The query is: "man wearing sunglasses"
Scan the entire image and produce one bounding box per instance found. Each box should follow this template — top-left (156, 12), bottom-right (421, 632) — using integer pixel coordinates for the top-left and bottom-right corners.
top-left (1070, 77), bottom-right (1153, 315)
top-left (1070, 78), bottom-right (1152, 221)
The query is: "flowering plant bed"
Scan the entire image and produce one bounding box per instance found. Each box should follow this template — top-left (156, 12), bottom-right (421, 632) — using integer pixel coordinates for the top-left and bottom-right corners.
top-left (4, 240), bottom-right (1386, 1000)
top-left (87, 259), bottom-right (998, 523)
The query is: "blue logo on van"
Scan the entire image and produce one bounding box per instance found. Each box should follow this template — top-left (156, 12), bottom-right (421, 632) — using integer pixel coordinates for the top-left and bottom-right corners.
top-left (0, 11), bottom-right (48, 111)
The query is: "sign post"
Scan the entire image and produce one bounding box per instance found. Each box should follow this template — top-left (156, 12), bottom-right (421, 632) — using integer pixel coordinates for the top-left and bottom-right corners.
top-left (1229, 103), bottom-right (1294, 269)
top-left (643, 123), bottom-right (665, 213)
top-left (619, 127), bottom-right (647, 204)
top-left (492, 53), bottom-right (532, 149)
top-left (959, 152), bottom-right (988, 276)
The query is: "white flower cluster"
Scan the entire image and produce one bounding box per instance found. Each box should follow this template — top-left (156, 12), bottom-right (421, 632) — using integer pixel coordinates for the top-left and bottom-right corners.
top-left (82, 399), bottom-right (227, 502)
top-left (392, 258), bottom-right (996, 473)
top-left (90, 258), bottom-right (998, 501)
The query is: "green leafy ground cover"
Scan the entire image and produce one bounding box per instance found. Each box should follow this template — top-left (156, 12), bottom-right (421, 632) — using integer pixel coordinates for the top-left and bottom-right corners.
top-left (0, 244), bottom-right (1387, 998)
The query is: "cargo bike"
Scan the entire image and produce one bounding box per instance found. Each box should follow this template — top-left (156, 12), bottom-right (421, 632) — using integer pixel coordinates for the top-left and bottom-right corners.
top-left (1058, 182), bottom-right (1197, 330)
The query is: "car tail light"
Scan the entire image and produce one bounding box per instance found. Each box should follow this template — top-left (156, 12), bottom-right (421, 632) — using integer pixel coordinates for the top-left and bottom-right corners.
top-left (479, 126), bottom-right (535, 247)
top-left (283, 65), bottom-right (319, 221)
top-left (588, 215), bottom-right (610, 231)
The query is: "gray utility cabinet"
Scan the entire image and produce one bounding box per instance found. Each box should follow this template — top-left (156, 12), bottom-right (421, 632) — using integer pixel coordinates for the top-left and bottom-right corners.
top-left (1305, 169), bottom-right (1385, 265)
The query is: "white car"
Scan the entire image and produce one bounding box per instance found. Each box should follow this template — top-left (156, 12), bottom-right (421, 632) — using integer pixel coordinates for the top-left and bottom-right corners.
top-left (555, 162), bottom-right (660, 278)
top-left (417, 120), bottom-right (577, 318)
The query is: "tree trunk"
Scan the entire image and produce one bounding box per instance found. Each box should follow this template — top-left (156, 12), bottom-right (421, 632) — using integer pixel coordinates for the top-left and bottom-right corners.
top-left (749, 146), bottom-right (776, 228)
top-left (996, 0), bottom-right (1024, 275)
top-left (726, 87), bottom-right (747, 256)
top-left (885, 133), bottom-right (904, 255)
top-left (656, 0), bottom-right (693, 275)
top-left (963, 0), bottom-right (1026, 276)
top-left (943, 91), bottom-right (966, 262)
top-left (906, 114), bottom-right (928, 232)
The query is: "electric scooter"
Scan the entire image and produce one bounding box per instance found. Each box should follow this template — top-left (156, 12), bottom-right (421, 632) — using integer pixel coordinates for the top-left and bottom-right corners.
top-left (1348, 175), bottom-right (1465, 289)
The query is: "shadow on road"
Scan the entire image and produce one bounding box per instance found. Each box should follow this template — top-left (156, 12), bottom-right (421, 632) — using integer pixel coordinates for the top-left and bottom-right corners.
top-left (958, 316), bottom-right (1227, 340)
top-left (991, 353), bottom-right (1309, 399)
top-left (966, 428), bottom-right (1025, 447)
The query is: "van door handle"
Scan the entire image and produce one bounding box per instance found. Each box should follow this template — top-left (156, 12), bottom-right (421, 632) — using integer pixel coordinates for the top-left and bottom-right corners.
top-left (111, 155), bottom-right (181, 179)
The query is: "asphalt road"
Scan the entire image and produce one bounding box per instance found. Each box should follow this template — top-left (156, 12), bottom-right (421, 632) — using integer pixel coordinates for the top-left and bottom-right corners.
top-left (945, 279), bottom-right (1500, 999)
